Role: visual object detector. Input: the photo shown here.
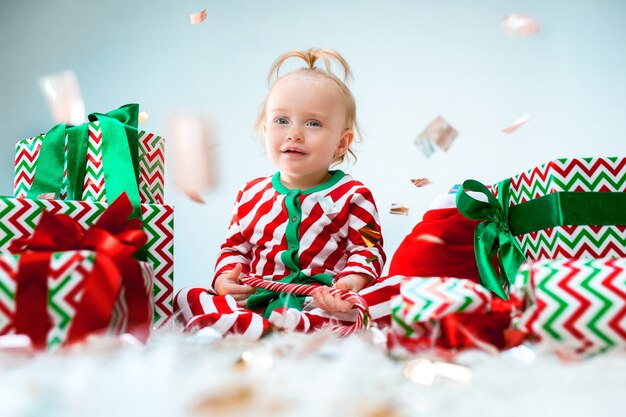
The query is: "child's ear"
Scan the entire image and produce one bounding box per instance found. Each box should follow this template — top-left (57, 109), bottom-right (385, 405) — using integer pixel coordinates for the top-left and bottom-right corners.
top-left (337, 129), bottom-right (354, 154)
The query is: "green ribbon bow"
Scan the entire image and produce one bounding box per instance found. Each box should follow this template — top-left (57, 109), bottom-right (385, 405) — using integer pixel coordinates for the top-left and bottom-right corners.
top-left (28, 104), bottom-right (142, 221)
top-left (456, 176), bottom-right (626, 299)
top-left (455, 179), bottom-right (526, 300)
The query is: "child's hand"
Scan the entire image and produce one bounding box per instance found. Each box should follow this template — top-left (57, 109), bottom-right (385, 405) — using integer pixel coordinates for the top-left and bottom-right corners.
top-left (214, 264), bottom-right (255, 307)
top-left (312, 273), bottom-right (373, 313)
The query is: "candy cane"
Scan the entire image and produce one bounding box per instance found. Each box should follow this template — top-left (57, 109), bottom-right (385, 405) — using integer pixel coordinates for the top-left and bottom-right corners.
top-left (240, 276), bottom-right (370, 336)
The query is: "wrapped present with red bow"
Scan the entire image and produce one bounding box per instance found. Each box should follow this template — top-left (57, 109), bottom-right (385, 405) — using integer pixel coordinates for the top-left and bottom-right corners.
top-left (0, 194), bottom-right (153, 350)
top-left (3, 104), bottom-right (174, 326)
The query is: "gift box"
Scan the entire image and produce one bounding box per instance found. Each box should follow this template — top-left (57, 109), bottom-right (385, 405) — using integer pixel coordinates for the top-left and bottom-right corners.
top-left (0, 250), bottom-right (153, 350)
top-left (511, 257), bottom-right (626, 355)
top-left (14, 122), bottom-right (165, 205)
top-left (390, 276), bottom-right (517, 350)
top-left (0, 196), bottom-right (173, 327)
top-left (0, 196), bottom-right (155, 349)
top-left (456, 157), bottom-right (626, 298)
top-left (7, 104), bottom-right (174, 326)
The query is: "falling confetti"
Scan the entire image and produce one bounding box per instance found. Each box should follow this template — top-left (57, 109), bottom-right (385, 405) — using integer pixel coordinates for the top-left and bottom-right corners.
top-left (358, 222), bottom-right (381, 247)
top-left (365, 255), bottom-right (379, 264)
top-left (138, 111), bottom-right (149, 123)
top-left (502, 13), bottom-right (541, 38)
top-left (414, 137), bottom-right (435, 158)
top-left (389, 204), bottom-right (410, 216)
top-left (167, 114), bottom-right (218, 203)
top-left (37, 70), bottom-right (86, 125)
top-left (189, 8), bottom-right (207, 25)
top-left (415, 234), bottom-right (445, 245)
top-left (502, 114), bottom-right (531, 134)
top-left (410, 178), bottom-right (432, 188)
top-left (317, 195), bottom-right (339, 215)
top-left (416, 116), bottom-right (458, 152)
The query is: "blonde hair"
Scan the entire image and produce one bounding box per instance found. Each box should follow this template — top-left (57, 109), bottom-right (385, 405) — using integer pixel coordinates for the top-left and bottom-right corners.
top-left (257, 48), bottom-right (360, 165)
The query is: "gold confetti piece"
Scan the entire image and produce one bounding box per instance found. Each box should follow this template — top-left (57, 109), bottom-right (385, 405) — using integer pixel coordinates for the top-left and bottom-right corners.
top-left (189, 8), bottom-right (207, 25)
top-left (317, 195), bottom-right (339, 215)
top-left (415, 234), bottom-right (445, 245)
top-left (417, 116), bottom-right (458, 152)
top-left (365, 255), bottom-right (379, 264)
top-left (389, 204), bottom-right (409, 216)
top-left (359, 222), bottom-right (381, 247)
top-left (138, 111), bottom-right (149, 123)
top-left (37, 70), bottom-right (86, 125)
top-left (410, 178), bottom-right (432, 188)
top-left (502, 113), bottom-right (531, 134)
top-left (502, 13), bottom-right (541, 38)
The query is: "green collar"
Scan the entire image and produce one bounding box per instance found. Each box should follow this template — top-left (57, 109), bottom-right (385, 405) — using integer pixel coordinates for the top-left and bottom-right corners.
top-left (271, 170), bottom-right (345, 195)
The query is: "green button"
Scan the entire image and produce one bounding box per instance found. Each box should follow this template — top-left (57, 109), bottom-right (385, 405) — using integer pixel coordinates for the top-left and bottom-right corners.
top-left (291, 215), bottom-right (297, 222)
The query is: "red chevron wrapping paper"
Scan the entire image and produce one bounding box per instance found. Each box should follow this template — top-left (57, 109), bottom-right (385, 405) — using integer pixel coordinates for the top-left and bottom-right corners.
top-left (511, 258), bottom-right (626, 355)
top-left (0, 196), bottom-right (174, 327)
top-left (13, 123), bottom-right (165, 205)
top-left (494, 157), bottom-right (626, 261)
top-left (389, 277), bottom-right (518, 351)
top-left (0, 250), bottom-right (153, 350)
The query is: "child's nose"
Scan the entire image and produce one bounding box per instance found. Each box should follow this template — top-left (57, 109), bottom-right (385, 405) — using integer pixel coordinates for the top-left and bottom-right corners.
top-left (286, 126), bottom-right (303, 142)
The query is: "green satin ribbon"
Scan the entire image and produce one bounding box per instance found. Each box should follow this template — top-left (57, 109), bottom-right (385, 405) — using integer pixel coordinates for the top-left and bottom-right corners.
top-left (456, 178), bottom-right (626, 299)
top-left (28, 104), bottom-right (142, 221)
top-left (456, 179), bottom-right (527, 299)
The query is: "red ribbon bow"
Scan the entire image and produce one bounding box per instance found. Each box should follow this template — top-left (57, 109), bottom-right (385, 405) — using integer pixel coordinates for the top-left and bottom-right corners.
top-left (10, 193), bottom-right (151, 349)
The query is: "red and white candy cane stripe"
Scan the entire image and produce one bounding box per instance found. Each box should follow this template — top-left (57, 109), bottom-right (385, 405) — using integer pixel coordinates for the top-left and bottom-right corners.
top-left (239, 276), bottom-right (370, 336)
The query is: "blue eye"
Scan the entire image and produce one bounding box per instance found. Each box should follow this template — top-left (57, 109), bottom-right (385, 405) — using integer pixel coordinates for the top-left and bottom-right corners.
top-left (275, 117), bottom-right (289, 125)
top-left (306, 120), bottom-right (322, 127)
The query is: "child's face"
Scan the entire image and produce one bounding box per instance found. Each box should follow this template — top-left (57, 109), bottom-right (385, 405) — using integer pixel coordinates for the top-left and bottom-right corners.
top-left (263, 74), bottom-right (353, 188)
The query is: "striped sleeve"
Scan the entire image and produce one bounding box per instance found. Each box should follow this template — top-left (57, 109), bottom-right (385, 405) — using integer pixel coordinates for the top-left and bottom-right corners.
top-left (213, 186), bottom-right (252, 288)
top-left (334, 186), bottom-right (386, 281)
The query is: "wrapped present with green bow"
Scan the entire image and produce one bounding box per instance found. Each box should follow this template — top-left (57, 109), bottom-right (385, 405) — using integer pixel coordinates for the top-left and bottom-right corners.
top-left (3, 104), bottom-right (174, 326)
top-left (456, 157), bottom-right (626, 299)
top-left (0, 194), bottom-right (153, 350)
top-left (14, 104), bottom-right (165, 205)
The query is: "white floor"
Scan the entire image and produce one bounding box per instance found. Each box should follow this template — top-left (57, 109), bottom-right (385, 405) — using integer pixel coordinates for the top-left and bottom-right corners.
top-left (0, 330), bottom-right (624, 417)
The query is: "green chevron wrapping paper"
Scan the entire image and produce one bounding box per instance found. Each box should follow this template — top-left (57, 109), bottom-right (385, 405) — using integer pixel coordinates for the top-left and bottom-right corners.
top-left (0, 196), bottom-right (174, 327)
top-left (0, 250), bottom-right (153, 350)
top-left (495, 157), bottom-right (626, 260)
top-left (13, 123), bottom-right (165, 205)
top-left (511, 258), bottom-right (626, 355)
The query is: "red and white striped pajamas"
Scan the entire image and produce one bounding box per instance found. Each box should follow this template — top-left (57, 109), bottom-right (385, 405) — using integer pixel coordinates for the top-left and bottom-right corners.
top-left (175, 170), bottom-right (402, 337)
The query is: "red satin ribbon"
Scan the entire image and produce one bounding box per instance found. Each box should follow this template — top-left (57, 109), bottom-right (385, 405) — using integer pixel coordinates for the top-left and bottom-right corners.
top-left (11, 193), bottom-right (150, 349)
